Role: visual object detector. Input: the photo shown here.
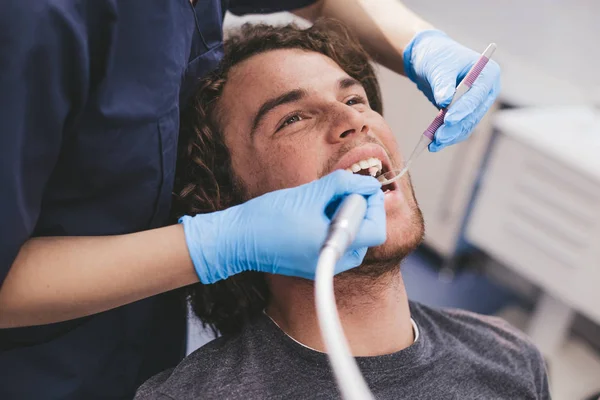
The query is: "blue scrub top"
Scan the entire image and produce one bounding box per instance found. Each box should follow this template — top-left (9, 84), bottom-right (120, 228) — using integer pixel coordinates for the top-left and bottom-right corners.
top-left (0, 0), bottom-right (316, 398)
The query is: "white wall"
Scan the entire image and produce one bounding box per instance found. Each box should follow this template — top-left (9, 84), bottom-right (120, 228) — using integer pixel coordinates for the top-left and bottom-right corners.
top-left (400, 0), bottom-right (599, 105)
top-left (225, 1), bottom-right (600, 105)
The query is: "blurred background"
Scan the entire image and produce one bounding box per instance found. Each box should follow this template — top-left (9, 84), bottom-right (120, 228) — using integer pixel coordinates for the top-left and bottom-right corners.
top-left (188, 2), bottom-right (600, 398)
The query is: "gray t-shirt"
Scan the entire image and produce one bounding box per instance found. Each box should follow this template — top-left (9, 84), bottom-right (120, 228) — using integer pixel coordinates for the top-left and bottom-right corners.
top-left (136, 301), bottom-right (550, 399)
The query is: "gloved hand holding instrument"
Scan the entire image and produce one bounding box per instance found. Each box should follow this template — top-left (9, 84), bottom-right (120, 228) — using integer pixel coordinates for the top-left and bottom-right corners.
top-left (181, 170), bottom-right (387, 283)
top-left (404, 30), bottom-right (501, 152)
top-left (378, 35), bottom-right (499, 186)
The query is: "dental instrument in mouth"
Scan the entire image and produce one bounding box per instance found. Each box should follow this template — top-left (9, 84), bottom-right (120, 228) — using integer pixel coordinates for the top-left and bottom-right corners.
top-left (377, 42), bottom-right (497, 187)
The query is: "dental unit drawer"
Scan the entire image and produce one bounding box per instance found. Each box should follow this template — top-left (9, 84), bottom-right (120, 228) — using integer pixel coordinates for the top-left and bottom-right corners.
top-left (466, 107), bottom-right (600, 324)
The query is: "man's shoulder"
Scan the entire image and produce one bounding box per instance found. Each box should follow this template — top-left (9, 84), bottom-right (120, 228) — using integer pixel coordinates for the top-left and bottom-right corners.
top-left (411, 302), bottom-right (549, 398)
top-left (135, 333), bottom-right (246, 400)
top-left (443, 306), bottom-right (532, 346)
top-left (411, 301), bottom-right (544, 364)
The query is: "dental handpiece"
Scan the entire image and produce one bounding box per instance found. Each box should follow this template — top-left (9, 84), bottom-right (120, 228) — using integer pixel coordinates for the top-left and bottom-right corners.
top-left (378, 43), bottom-right (497, 186)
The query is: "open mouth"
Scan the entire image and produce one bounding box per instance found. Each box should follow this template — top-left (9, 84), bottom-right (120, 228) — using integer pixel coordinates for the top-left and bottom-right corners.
top-left (344, 157), bottom-right (397, 193)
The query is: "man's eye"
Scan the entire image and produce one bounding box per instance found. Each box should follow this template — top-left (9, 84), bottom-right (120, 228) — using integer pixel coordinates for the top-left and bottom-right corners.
top-left (279, 114), bottom-right (302, 129)
top-left (346, 96), bottom-right (366, 106)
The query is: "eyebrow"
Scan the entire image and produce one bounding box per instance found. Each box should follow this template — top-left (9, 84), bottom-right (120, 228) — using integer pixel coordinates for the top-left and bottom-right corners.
top-left (249, 77), bottom-right (363, 136)
top-left (251, 89), bottom-right (307, 136)
top-left (339, 77), bottom-right (361, 90)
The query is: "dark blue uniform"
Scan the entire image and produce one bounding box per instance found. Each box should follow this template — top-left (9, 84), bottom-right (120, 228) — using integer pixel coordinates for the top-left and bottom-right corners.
top-left (0, 0), bottom-right (316, 398)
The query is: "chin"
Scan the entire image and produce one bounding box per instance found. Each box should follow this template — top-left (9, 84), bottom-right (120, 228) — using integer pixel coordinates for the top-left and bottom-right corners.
top-left (334, 205), bottom-right (424, 281)
top-left (360, 202), bottom-right (425, 268)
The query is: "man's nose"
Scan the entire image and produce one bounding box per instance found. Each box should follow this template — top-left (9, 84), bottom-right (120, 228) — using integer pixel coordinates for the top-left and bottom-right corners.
top-left (326, 105), bottom-right (369, 143)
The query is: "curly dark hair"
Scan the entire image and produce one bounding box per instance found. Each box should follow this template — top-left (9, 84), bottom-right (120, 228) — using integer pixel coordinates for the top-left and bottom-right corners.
top-left (173, 19), bottom-right (383, 336)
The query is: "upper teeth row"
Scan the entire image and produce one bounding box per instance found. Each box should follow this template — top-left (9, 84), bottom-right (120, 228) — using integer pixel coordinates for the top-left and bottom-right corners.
top-left (345, 157), bottom-right (383, 177)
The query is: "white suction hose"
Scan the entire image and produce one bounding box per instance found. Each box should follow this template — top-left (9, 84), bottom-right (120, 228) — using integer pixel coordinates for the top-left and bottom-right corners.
top-left (315, 194), bottom-right (375, 400)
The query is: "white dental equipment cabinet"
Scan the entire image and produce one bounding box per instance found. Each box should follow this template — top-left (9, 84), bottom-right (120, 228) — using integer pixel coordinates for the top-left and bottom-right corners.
top-left (466, 106), bottom-right (600, 357)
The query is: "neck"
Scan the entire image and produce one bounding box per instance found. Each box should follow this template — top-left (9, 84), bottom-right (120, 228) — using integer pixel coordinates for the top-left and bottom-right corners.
top-left (266, 269), bottom-right (414, 356)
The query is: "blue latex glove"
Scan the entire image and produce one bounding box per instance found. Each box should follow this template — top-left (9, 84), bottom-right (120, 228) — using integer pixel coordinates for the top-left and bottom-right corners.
top-left (180, 170), bottom-right (386, 283)
top-left (403, 30), bottom-right (501, 152)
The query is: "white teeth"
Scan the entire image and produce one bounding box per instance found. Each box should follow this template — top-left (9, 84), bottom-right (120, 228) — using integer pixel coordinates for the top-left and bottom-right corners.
top-left (367, 158), bottom-right (381, 169)
top-left (347, 157), bottom-right (384, 176)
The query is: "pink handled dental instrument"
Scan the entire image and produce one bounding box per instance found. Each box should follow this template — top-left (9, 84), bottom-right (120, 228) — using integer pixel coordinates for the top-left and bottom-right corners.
top-left (378, 43), bottom-right (497, 186)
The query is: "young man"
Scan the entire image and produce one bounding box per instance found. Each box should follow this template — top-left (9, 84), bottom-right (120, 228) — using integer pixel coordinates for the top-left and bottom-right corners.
top-left (136, 22), bottom-right (545, 400)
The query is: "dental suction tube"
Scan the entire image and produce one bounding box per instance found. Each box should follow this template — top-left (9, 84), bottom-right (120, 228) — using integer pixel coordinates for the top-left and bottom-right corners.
top-left (315, 194), bottom-right (375, 400)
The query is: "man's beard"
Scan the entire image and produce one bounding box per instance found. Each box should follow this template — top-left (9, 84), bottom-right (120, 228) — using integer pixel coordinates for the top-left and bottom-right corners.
top-left (343, 200), bottom-right (425, 279)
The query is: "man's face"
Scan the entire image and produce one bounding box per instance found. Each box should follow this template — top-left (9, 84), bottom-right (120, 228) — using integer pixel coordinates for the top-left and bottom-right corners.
top-left (218, 49), bottom-right (424, 264)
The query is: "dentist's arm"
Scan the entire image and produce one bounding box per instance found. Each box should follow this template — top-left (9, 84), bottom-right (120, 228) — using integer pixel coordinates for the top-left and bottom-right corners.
top-left (0, 226), bottom-right (198, 328)
top-left (294, 0), bottom-right (432, 76)
top-left (0, 172), bottom-right (386, 328)
top-left (295, 0), bottom-right (501, 152)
